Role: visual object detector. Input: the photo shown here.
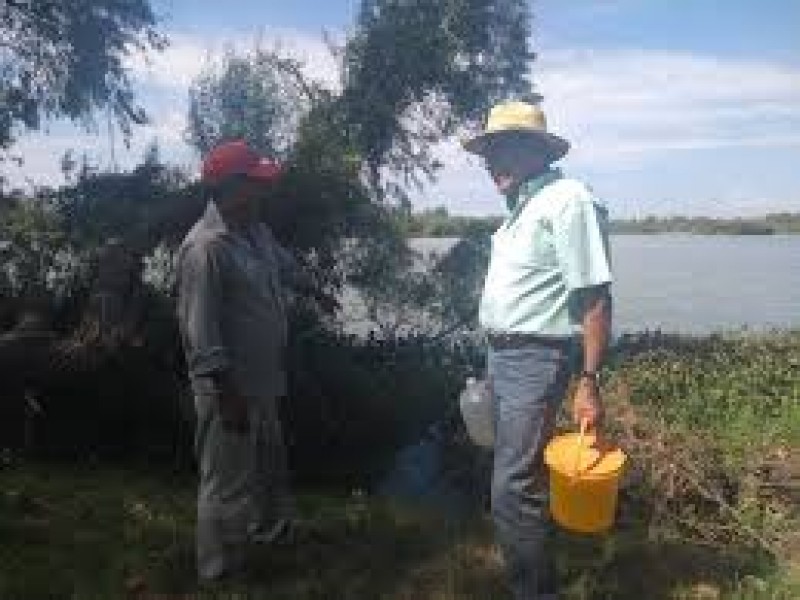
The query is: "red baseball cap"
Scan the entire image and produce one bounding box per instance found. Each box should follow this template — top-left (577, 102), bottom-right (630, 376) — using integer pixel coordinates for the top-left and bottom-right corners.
top-left (201, 140), bottom-right (283, 185)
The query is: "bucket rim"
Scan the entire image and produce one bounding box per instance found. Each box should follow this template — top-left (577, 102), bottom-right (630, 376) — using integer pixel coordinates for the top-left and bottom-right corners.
top-left (544, 432), bottom-right (626, 479)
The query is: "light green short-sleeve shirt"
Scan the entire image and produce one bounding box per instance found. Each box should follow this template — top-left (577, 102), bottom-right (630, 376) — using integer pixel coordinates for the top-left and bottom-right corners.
top-left (479, 170), bottom-right (613, 337)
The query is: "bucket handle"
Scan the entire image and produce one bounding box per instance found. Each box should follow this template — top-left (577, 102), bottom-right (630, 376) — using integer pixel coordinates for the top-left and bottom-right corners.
top-left (571, 417), bottom-right (589, 479)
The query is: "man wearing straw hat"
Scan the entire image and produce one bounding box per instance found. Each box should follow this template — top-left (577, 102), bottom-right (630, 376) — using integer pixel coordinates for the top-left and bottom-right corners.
top-left (463, 100), bottom-right (613, 599)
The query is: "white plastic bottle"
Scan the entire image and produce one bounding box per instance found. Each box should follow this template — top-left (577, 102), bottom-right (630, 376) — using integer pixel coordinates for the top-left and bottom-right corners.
top-left (459, 377), bottom-right (494, 448)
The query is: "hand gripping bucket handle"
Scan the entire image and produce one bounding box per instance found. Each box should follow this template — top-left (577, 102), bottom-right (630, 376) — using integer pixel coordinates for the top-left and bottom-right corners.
top-left (571, 418), bottom-right (589, 479)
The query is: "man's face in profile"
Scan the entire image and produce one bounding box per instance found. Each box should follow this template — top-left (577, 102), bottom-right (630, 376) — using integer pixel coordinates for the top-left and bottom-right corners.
top-left (483, 134), bottom-right (548, 195)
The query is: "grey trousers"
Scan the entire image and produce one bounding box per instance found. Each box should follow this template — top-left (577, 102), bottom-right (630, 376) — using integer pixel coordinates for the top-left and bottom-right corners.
top-left (194, 394), bottom-right (293, 581)
top-left (488, 343), bottom-right (573, 600)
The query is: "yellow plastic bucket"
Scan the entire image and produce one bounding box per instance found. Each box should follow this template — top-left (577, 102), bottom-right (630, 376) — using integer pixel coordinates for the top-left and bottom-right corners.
top-left (544, 422), bottom-right (626, 534)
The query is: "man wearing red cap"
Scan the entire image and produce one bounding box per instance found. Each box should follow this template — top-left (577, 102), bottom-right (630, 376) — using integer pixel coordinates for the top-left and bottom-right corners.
top-left (176, 140), bottom-right (307, 581)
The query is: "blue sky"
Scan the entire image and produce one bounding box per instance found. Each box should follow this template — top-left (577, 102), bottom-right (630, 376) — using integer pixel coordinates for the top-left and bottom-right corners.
top-left (6, 0), bottom-right (800, 217)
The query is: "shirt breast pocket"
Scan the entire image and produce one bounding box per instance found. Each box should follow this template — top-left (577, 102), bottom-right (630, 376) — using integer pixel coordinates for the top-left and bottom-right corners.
top-left (530, 218), bottom-right (558, 267)
top-left (501, 217), bottom-right (557, 269)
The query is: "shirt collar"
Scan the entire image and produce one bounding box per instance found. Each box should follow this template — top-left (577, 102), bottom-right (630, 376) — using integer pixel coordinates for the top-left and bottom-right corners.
top-left (505, 168), bottom-right (562, 222)
top-left (200, 201), bottom-right (229, 235)
top-left (520, 168), bottom-right (562, 198)
top-left (200, 201), bottom-right (267, 250)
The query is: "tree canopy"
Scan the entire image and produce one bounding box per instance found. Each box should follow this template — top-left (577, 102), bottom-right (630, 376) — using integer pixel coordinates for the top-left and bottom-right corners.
top-left (3, 0), bottom-right (539, 325)
top-left (186, 0), bottom-right (534, 204)
top-left (187, 51), bottom-right (312, 158)
top-left (0, 0), bottom-right (165, 149)
top-left (341, 0), bottom-right (533, 197)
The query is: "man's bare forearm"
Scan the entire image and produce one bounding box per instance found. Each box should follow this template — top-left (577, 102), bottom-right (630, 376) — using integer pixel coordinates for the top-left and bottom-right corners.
top-left (581, 284), bottom-right (612, 374)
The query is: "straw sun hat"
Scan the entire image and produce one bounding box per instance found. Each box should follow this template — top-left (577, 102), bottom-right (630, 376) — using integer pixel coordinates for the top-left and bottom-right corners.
top-left (463, 100), bottom-right (570, 162)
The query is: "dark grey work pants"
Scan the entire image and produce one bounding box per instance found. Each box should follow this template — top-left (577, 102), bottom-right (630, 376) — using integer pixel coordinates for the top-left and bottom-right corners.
top-left (488, 342), bottom-right (574, 600)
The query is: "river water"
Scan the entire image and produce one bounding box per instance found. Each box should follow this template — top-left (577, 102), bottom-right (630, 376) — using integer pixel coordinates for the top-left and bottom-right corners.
top-left (342, 235), bottom-right (800, 335)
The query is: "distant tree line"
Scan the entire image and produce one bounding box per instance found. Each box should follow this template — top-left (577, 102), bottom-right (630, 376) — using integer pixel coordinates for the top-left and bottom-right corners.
top-left (396, 207), bottom-right (502, 238)
top-left (399, 207), bottom-right (800, 237)
top-left (610, 213), bottom-right (800, 235)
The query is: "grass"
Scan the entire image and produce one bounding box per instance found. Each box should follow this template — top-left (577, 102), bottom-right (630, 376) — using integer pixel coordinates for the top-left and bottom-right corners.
top-left (0, 463), bottom-right (797, 600)
top-left (608, 330), bottom-right (800, 458)
top-left (0, 464), bottom-right (505, 600)
top-left (602, 331), bottom-right (800, 578)
top-left (1, 331), bottom-right (798, 599)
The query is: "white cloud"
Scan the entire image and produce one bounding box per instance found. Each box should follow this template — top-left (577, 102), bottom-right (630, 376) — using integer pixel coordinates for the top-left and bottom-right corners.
top-left (125, 33), bottom-right (212, 89)
top-left (125, 29), bottom-right (341, 91)
top-left (6, 35), bottom-right (800, 216)
top-left (139, 108), bottom-right (188, 145)
top-left (414, 48), bottom-right (800, 215)
top-left (3, 119), bottom-right (197, 189)
top-left (534, 49), bottom-right (800, 165)
top-left (4, 29), bottom-right (341, 189)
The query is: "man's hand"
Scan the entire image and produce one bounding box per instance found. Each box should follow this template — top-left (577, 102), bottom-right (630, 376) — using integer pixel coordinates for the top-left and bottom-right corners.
top-left (572, 377), bottom-right (604, 431)
top-left (213, 372), bottom-right (250, 435)
top-left (219, 389), bottom-right (249, 434)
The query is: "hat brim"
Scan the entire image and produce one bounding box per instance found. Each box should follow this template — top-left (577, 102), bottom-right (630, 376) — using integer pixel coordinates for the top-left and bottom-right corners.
top-left (245, 158), bottom-right (284, 182)
top-left (463, 129), bottom-right (570, 162)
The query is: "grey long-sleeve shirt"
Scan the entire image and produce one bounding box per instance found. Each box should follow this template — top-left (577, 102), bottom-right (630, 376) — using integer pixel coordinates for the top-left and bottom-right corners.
top-left (176, 201), bottom-right (297, 401)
